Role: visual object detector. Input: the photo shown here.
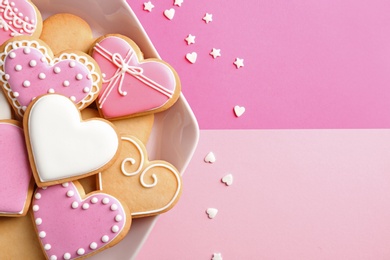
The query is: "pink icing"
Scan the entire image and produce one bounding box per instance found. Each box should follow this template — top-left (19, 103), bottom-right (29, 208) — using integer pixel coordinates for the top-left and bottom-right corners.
top-left (3, 46), bottom-right (93, 115)
top-left (0, 0), bottom-right (38, 44)
top-left (91, 36), bottom-right (177, 119)
top-left (0, 121), bottom-right (32, 214)
top-left (32, 182), bottom-right (127, 259)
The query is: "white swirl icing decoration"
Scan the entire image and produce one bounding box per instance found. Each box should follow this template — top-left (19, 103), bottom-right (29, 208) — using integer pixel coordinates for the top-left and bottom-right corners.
top-left (120, 136), bottom-right (144, 177)
top-left (132, 162), bottom-right (181, 216)
top-left (120, 137), bottom-right (181, 216)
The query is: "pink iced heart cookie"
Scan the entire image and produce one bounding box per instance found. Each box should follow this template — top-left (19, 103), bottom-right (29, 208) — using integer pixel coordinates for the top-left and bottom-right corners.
top-left (0, 0), bottom-right (42, 44)
top-left (0, 120), bottom-right (33, 216)
top-left (90, 34), bottom-right (181, 119)
top-left (31, 181), bottom-right (131, 260)
top-left (0, 37), bottom-right (101, 117)
top-left (24, 94), bottom-right (120, 187)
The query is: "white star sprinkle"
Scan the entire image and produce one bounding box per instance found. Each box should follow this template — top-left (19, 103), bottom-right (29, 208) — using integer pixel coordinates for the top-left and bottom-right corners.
top-left (185, 34), bottom-right (196, 45)
top-left (212, 253), bottom-right (223, 260)
top-left (203, 13), bottom-right (213, 23)
top-left (233, 58), bottom-right (244, 68)
top-left (174, 0), bottom-right (183, 6)
top-left (210, 48), bottom-right (221, 59)
top-left (143, 1), bottom-right (154, 12)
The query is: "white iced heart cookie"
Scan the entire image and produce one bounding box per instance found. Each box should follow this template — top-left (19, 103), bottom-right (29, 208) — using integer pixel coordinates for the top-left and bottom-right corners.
top-left (206, 208), bottom-right (218, 219)
top-left (24, 94), bottom-right (120, 187)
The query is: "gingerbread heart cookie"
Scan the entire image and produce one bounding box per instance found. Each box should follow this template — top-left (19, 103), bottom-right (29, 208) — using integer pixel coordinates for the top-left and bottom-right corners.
top-left (99, 135), bottom-right (182, 218)
top-left (0, 119), bottom-right (33, 216)
top-left (31, 181), bottom-right (131, 259)
top-left (24, 94), bottom-right (120, 187)
top-left (90, 34), bottom-right (181, 119)
top-left (0, 36), bottom-right (101, 117)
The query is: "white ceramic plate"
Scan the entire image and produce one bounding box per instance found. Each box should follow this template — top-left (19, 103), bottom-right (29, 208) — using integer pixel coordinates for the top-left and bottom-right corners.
top-left (31, 0), bottom-right (199, 259)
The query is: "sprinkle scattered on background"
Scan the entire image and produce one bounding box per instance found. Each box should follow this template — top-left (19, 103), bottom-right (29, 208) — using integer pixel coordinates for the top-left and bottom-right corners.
top-left (133, 0), bottom-right (390, 129)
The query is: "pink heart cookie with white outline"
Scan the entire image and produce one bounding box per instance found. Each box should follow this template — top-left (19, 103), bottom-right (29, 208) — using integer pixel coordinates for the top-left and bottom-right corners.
top-left (0, 36), bottom-right (101, 117)
top-left (31, 181), bottom-right (131, 259)
top-left (0, 119), bottom-right (33, 216)
top-left (0, 0), bottom-right (42, 44)
top-left (90, 34), bottom-right (181, 120)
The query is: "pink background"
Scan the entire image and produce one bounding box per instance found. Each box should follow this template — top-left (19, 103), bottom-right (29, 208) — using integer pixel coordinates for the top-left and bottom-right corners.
top-left (138, 130), bottom-right (390, 259)
top-left (128, 0), bottom-right (390, 259)
top-left (132, 0), bottom-right (390, 129)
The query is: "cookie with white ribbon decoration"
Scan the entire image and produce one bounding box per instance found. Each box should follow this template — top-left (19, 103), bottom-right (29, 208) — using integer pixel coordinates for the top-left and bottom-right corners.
top-left (98, 135), bottom-right (182, 218)
top-left (0, 36), bottom-right (102, 117)
top-left (23, 94), bottom-right (121, 187)
top-left (89, 34), bottom-right (181, 120)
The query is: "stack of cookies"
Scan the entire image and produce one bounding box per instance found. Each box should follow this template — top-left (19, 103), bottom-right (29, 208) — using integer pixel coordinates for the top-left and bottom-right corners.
top-left (0, 1), bottom-right (183, 259)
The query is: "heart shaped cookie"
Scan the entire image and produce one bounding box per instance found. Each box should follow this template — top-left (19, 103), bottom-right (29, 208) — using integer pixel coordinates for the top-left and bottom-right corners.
top-left (24, 94), bottom-right (120, 187)
top-left (0, 0), bottom-right (42, 44)
top-left (0, 36), bottom-right (101, 117)
top-left (31, 181), bottom-right (131, 260)
top-left (99, 135), bottom-right (182, 218)
top-left (0, 120), bottom-right (33, 216)
top-left (90, 34), bottom-right (181, 119)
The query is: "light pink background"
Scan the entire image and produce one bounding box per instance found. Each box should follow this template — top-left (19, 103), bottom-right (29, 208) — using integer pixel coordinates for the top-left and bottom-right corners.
top-left (138, 130), bottom-right (390, 259)
top-left (132, 0), bottom-right (390, 129)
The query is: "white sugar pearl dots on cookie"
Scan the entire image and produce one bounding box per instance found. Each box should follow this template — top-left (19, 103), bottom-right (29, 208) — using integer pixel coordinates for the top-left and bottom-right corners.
top-left (0, 37), bottom-right (102, 117)
top-left (30, 181), bottom-right (131, 259)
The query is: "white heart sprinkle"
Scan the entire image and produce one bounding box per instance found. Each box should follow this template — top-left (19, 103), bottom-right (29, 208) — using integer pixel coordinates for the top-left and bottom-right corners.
top-left (234, 105), bottom-right (245, 117)
top-left (206, 208), bottom-right (218, 219)
top-left (186, 52), bottom-right (197, 64)
top-left (221, 174), bottom-right (233, 186)
top-left (212, 253), bottom-right (223, 260)
top-left (164, 8), bottom-right (175, 20)
top-left (204, 151), bottom-right (216, 163)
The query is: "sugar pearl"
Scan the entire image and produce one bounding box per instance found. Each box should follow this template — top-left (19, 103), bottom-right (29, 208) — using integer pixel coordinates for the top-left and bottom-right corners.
top-left (38, 72), bottom-right (46, 80)
top-left (101, 235), bottom-right (109, 243)
top-left (90, 242), bottom-right (97, 250)
top-left (23, 80), bottom-right (30, 87)
top-left (29, 60), bottom-right (37, 67)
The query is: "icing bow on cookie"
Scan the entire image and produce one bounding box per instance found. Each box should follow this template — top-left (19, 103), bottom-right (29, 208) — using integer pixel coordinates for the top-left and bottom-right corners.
top-left (93, 42), bottom-right (174, 109)
top-left (90, 35), bottom-right (181, 119)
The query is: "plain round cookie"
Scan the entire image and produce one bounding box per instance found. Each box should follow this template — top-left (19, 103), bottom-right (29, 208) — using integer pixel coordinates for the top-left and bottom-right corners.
top-left (40, 13), bottom-right (94, 54)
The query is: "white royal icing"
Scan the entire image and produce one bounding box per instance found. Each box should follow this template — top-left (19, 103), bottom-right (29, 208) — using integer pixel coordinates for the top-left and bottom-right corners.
top-left (27, 94), bottom-right (119, 183)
